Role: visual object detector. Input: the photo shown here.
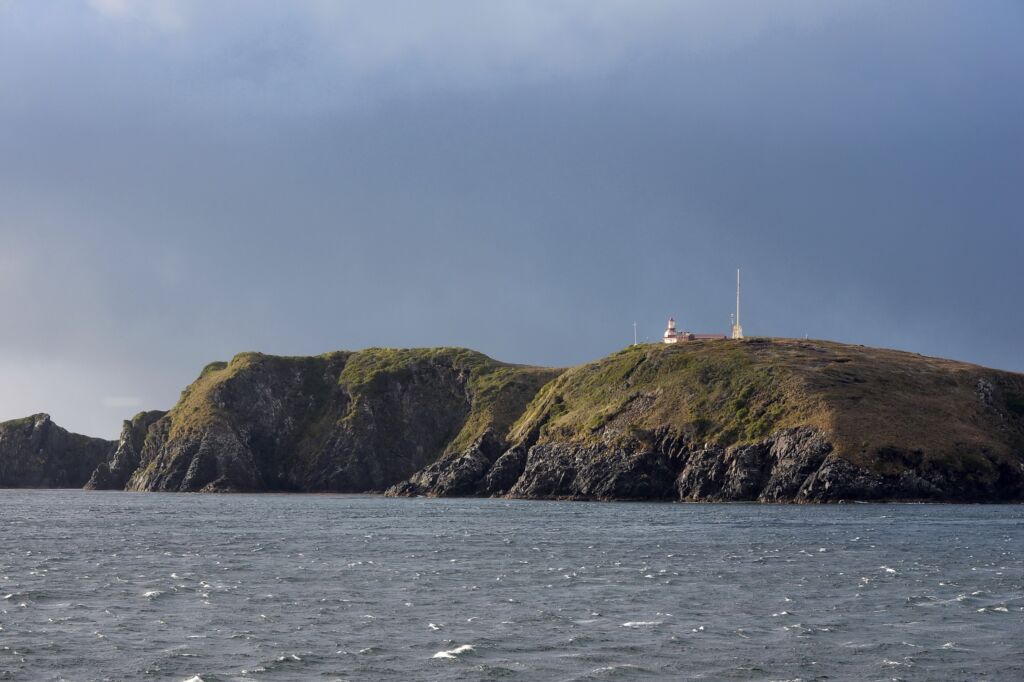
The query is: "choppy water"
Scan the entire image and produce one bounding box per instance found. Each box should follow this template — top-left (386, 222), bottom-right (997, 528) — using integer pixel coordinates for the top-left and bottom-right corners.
top-left (0, 491), bottom-right (1020, 681)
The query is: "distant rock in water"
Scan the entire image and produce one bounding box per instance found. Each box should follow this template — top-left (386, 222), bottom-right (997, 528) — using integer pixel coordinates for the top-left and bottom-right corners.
top-left (3, 339), bottom-right (1023, 501)
top-left (0, 414), bottom-right (114, 488)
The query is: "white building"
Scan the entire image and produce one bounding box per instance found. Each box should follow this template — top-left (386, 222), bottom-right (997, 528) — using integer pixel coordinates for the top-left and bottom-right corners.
top-left (662, 317), bottom-right (726, 343)
top-left (662, 269), bottom-right (744, 344)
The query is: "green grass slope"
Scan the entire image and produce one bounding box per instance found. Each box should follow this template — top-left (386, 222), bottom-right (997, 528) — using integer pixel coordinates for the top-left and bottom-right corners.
top-left (509, 338), bottom-right (1024, 483)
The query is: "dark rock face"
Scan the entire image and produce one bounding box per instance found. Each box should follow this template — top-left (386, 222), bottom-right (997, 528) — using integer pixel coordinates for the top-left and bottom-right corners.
top-left (386, 430), bottom-right (505, 497)
top-left (122, 350), bottom-right (551, 493)
top-left (127, 421), bottom-right (261, 493)
top-left (389, 426), bottom-right (1024, 502)
top-left (801, 452), bottom-right (1024, 502)
top-left (507, 444), bottom-right (678, 500)
top-left (675, 429), bottom-right (832, 501)
top-left (482, 445), bottom-right (529, 496)
top-left (0, 414), bottom-right (114, 488)
top-left (759, 429), bottom-right (835, 501)
top-left (289, 361), bottom-right (474, 493)
top-left (85, 411), bottom-right (166, 490)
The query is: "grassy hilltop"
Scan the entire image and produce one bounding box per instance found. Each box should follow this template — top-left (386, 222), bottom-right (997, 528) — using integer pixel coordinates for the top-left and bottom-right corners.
top-left (393, 338), bottom-right (1024, 501)
top-left (506, 338), bottom-right (1024, 489)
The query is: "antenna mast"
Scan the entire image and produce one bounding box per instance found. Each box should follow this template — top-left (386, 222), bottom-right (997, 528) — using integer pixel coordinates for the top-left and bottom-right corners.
top-left (731, 268), bottom-right (744, 340)
top-left (633, 321), bottom-right (638, 346)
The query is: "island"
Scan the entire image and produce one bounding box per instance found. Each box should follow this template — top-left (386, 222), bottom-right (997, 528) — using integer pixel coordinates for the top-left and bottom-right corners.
top-left (2, 339), bottom-right (1022, 502)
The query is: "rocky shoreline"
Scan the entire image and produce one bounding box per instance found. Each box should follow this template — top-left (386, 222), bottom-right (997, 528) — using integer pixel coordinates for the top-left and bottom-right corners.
top-left (386, 426), bottom-right (1023, 503)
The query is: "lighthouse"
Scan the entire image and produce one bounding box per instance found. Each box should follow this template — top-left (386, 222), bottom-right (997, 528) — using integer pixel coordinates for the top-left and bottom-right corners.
top-left (662, 270), bottom-right (745, 344)
top-left (663, 317), bottom-right (678, 343)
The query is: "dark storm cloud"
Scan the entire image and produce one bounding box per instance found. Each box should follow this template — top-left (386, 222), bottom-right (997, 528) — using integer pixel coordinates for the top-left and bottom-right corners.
top-left (1, 1), bottom-right (1021, 436)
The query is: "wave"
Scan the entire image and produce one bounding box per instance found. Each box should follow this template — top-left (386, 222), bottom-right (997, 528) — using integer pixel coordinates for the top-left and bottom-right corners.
top-left (432, 644), bottom-right (474, 659)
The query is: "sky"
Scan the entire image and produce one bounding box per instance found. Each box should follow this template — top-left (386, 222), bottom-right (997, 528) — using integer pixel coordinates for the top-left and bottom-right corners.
top-left (1, 1), bottom-right (1022, 438)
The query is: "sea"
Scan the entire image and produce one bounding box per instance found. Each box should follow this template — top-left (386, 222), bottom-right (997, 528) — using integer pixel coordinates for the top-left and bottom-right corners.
top-left (0, 491), bottom-right (1020, 681)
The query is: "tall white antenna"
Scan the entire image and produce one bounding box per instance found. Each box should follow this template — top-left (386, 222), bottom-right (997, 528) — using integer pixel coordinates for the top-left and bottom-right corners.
top-left (633, 321), bottom-right (638, 346)
top-left (736, 268), bottom-right (740, 327)
top-left (731, 268), bottom-right (744, 340)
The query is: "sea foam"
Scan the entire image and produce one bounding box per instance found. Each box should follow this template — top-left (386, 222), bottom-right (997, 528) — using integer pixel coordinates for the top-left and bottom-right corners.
top-left (432, 644), bottom-right (474, 659)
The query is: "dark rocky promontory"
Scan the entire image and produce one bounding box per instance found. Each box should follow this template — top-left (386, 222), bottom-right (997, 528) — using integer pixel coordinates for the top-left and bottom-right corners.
top-left (2, 340), bottom-right (1023, 501)
top-left (0, 414), bottom-right (115, 488)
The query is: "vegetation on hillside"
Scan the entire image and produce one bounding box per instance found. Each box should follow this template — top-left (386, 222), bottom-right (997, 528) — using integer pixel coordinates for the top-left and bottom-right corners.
top-left (160, 348), bottom-right (565, 458)
top-left (508, 338), bottom-right (1024, 478)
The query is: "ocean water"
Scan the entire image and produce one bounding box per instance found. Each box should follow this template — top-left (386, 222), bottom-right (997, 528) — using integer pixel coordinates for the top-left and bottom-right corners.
top-left (0, 491), bottom-right (1020, 681)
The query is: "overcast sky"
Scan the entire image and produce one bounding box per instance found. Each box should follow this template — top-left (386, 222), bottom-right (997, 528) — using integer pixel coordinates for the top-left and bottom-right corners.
top-left (1, 1), bottom-right (1022, 438)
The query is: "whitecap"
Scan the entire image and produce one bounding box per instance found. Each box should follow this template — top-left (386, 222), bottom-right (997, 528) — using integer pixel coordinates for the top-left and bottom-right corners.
top-left (590, 664), bottom-right (640, 675)
top-left (143, 590), bottom-right (163, 599)
top-left (276, 654), bottom-right (301, 662)
top-left (621, 621), bottom-right (661, 628)
top-left (978, 605), bottom-right (1009, 613)
top-left (432, 644), bottom-right (474, 659)
top-left (428, 623), bottom-right (442, 630)
top-left (181, 677), bottom-right (204, 682)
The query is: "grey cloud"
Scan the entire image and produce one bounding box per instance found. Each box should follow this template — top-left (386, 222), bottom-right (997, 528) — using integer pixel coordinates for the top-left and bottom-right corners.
top-left (0, 1), bottom-right (1021, 437)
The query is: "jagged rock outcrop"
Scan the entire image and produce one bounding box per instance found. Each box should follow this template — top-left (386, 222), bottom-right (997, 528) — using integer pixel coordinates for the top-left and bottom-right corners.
top-left (0, 414), bottom-right (114, 488)
top-left (800, 449), bottom-right (1024, 502)
top-left (85, 410), bottom-right (167, 490)
top-left (386, 430), bottom-right (507, 497)
top-left (505, 442), bottom-right (680, 500)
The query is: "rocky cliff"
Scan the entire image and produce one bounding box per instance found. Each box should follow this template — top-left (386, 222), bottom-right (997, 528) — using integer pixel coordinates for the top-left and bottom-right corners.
top-left (0, 414), bottom-right (114, 488)
top-left (3, 339), bottom-right (1023, 501)
top-left (388, 340), bottom-right (1024, 502)
top-left (118, 348), bottom-right (560, 492)
top-left (85, 410), bottom-right (167, 490)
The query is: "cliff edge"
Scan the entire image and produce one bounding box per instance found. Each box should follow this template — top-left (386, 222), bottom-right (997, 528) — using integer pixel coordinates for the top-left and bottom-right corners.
top-left (120, 348), bottom-right (559, 492)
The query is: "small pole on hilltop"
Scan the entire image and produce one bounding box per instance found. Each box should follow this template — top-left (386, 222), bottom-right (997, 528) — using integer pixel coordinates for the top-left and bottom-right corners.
top-left (633, 321), bottom-right (638, 346)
